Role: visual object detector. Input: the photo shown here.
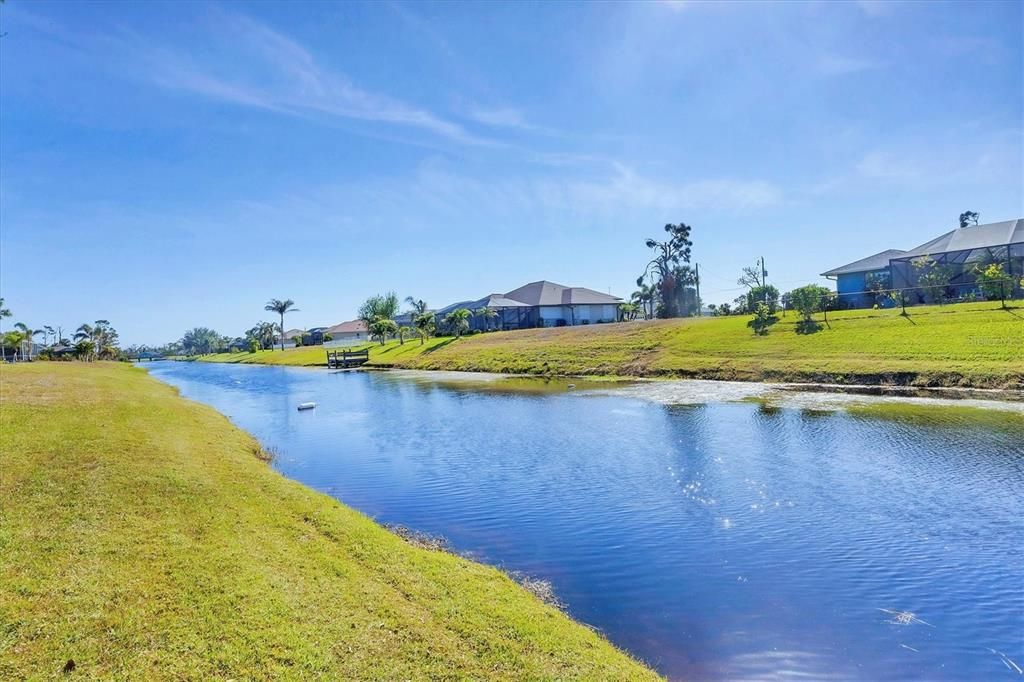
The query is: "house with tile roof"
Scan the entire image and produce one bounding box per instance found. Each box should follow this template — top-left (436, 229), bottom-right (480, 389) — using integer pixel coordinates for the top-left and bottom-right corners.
top-left (433, 280), bottom-right (622, 331)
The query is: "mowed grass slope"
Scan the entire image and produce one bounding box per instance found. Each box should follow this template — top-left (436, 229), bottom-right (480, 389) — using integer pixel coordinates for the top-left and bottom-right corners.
top-left (201, 302), bottom-right (1024, 388)
top-left (0, 363), bottom-right (658, 680)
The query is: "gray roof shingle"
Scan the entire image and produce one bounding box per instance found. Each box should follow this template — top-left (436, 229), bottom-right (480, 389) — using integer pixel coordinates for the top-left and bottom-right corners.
top-left (900, 219), bottom-right (1024, 258)
top-left (503, 280), bottom-right (621, 306)
top-left (821, 249), bottom-right (907, 277)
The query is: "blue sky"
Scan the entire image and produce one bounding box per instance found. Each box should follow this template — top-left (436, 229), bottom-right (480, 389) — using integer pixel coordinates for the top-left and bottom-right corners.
top-left (1, 0), bottom-right (1021, 345)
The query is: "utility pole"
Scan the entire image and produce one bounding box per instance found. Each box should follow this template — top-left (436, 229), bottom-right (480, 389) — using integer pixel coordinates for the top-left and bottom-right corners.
top-left (695, 263), bottom-right (702, 316)
top-left (761, 256), bottom-right (768, 304)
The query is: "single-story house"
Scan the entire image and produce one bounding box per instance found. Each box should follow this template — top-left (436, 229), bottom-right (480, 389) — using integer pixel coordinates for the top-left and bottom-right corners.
top-left (434, 280), bottom-right (622, 331)
top-left (822, 218), bottom-right (1023, 308)
top-left (326, 320), bottom-right (369, 342)
top-left (276, 328), bottom-right (304, 344)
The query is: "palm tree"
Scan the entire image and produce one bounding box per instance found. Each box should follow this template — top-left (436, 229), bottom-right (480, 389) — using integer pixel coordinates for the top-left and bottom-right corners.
top-left (414, 312), bottom-right (435, 345)
top-left (369, 318), bottom-right (398, 345)
top-left (444, 308), bottom-right (471, 338)
top-left (42, 325), bottom-right (55, 346)
top-left (265, 299), bottom-right (299, 351)
top-left (14, 323), bottom-right (43, 360)
top-left (405, 297), bottom-right (428, 316)
top-left (474, 306), bottom-right (498, 331)
top-left (74, 323), bottom-right (95, 359)
top-left (619, 302), bottom-right (640, 321)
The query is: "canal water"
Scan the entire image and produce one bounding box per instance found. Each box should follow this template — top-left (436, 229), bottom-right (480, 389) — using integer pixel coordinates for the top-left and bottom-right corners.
top-left (147, 362), bottom-right (1023, 681)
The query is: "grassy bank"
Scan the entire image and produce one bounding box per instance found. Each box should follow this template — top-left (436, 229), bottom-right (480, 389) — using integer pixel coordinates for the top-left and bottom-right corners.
top-left (0, 363), bottom-right (657, 679)
top-left (200, 302), bottom-right (1024, 388)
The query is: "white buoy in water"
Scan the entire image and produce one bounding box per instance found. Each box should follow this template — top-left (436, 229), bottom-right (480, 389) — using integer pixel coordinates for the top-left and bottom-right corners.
top-left (297, 402), bottom-right (317, 411)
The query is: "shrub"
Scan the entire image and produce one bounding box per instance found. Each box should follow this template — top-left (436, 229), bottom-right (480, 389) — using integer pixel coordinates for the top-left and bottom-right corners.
top-left (786, 284), bottom-right (832, 332)
top-left (912, 255), bottom-right (954, 304)
top-left (749, 302), bottom-right (774, 335)
top-left (323, 333), bottom-right (333, 342)
top-left (974, 263), bottom-right (1009, 301)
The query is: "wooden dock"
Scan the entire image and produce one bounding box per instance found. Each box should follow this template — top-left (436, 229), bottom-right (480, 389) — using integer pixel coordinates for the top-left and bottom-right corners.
top-left (326, 348), bottom-right (370, 368)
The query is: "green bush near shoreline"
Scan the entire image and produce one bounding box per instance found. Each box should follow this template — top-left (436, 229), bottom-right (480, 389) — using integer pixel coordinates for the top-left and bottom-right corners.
top-left (0, 363), bottom-right (658, 680)
top-left (198, 301), bottom-right (1024, 389)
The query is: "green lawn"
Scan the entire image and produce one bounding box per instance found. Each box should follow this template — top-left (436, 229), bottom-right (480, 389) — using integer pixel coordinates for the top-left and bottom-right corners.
top-left (199, 301), bottom-right (1024, 388)
top-left (0, 363), bottom-right (658, 680)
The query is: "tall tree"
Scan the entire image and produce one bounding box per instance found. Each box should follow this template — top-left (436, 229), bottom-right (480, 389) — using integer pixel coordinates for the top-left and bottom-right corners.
top-left (638, 223), bottom-right (693, 318)
top-left (264, 299), bottom-right (299, 351)
top-left (959, 211), bottom-right (979, 228)
top-left (42, 325), bottom-right (55, 347)
top-left (358, 292), bottom-right (400, 327)
top-left (404, 297), bottom-right (428, 316)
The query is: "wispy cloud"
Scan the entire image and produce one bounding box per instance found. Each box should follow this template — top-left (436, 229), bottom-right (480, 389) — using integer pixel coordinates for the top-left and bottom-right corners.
top-left (468, 106), bottom-right (535, 130)
top-left (811, 127), bottom-right (1023, 194)
top-left (59, 8), bottom-right (492, 146)
top-left (392, 161), bottom-right (784, 219)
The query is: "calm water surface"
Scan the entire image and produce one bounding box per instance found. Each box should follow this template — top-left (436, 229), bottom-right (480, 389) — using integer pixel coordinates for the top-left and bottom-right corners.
top-left (148, 362), bottom-right (1023, 681)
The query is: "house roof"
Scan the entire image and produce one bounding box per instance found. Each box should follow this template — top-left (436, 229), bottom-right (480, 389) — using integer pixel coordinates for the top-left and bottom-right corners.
top-left (899, 218), bottom-right (1024, 258)
top-left (432, 300), bottom-right (478, 317)
top-left (279, 328), bottom-right (303, 339)
top-left (326, 320), bottom-right (367, 334)
top-left (433, 280), bottom-right (622, 317)
top-left (821, 249), bottom-right (908, 277)
top-left (503, 280), bottom-right (622, 306)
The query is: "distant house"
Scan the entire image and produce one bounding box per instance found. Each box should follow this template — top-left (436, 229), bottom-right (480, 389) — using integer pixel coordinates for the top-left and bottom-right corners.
top-left (276, 328), bottom-right (304, 344)
top-left (822, 218), bottom-right (1024, 308)
top-left (434, 280), bottom-right (622, 331)
top-left (326, 320), bottom-right (369, 342)
top-left (305, 327), bottom-right (329, 345)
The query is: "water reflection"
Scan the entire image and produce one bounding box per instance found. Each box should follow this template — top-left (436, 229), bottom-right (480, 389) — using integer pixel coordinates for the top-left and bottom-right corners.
top-left (148, 363), bottom-right (1024, 681)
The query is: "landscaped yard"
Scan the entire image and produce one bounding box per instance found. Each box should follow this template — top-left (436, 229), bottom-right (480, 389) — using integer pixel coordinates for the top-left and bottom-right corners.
top-left (0, 363), bottom-right (657, 680)
top-left (198, 301), bottom-right (1024, 388)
